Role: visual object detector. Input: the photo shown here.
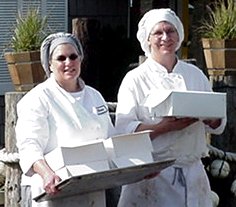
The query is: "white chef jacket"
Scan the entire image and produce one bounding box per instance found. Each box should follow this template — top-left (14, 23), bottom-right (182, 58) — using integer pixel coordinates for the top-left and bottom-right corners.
top-left (15, 75), bottom-right (116, 206)
top-left (115, 57), bottom-right (226, 207)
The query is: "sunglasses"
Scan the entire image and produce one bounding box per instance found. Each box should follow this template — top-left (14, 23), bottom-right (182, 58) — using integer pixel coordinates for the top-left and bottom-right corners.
top-left (55, 53), bottom-right (79, 62)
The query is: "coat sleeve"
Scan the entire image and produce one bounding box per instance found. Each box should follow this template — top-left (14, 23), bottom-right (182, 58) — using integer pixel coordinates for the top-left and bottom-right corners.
top-left (197, 68), bottom-right (227, 135)
top-left (15, 91), bottom-right (49, 176)
top-left (115, 73), bottom-right (142, 134)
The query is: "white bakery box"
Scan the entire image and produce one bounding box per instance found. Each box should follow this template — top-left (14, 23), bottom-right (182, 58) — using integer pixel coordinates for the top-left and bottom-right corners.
top-left (103, 130), bottom-right (154, 168)
top-left (44, 140), bottom-right (110, 180)
top-left (142, 89), bottom-right (226, 119)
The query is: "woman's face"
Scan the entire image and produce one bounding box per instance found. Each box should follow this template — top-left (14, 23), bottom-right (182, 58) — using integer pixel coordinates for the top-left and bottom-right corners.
top-left (50, 43), bottom-right (82, 85)
top-left (148, 21), bottom-right (179, 56)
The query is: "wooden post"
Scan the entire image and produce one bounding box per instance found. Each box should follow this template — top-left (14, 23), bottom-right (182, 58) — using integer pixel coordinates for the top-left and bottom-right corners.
top-left (4, 92), bottom-right (26, 207)
top-left (72, 17), bottom-right (101, 88)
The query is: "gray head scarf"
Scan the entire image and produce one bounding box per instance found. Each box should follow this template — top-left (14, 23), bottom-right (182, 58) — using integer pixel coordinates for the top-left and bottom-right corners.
top-left (136, 8), bottom-right (184, 57)
top-left (40, 32), bottom-right (84, 77)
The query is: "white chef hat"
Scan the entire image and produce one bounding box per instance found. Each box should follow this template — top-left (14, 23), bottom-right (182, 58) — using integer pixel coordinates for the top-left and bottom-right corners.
top-left (136, 8), bottom-right (184, 57)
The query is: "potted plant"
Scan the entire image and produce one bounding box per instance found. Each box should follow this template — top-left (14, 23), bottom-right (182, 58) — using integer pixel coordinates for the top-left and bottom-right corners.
top-left (198, 0), bottom-right (236, 70)
top-left (4, 7), bottom-right (48, 91)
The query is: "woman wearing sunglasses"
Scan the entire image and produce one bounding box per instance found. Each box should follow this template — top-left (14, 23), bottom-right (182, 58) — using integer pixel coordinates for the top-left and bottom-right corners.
top-left (15, 32), bottom-right (116, 207)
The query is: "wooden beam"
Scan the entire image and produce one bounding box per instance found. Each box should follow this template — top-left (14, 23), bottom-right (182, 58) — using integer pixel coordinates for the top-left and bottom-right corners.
top-left (181, 0), bottom-right (189, 59)
top-left (4, 92), bottom-right (26, 207)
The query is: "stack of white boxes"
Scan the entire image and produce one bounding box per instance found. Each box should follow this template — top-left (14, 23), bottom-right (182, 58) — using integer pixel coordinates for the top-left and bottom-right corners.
top-left (42, 132), bottom-right (155, 205)
top-left (45, 130), bottom-right (154, 181)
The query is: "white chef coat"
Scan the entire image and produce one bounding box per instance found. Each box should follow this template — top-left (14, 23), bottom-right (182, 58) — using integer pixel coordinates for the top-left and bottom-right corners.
top-left (115, 57), bottom-right (226, 207)
top-left (15, 75), bottom-right (116, 207)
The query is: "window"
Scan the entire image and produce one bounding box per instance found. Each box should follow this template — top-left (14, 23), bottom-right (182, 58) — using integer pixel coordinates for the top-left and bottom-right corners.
top-left (0, 0), bottom-right (67, 95)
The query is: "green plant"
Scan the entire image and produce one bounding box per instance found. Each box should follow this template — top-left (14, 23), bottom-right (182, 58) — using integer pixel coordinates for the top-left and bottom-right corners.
top-left (11, 8), bottom-right (48, 52)
top-left (198, 0), bottom-right (236, 39)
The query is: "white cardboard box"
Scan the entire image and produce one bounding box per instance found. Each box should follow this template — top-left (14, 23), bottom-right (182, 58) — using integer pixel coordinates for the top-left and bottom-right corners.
top-left (45, 140), bottom-right (110, 179)
top-left (142, 90), bottom-right (226, 119)
top-left (104, 131), bottom-right (154, 168)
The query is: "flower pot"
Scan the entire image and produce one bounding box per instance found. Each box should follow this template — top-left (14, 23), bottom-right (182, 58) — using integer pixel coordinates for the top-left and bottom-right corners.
top-left (4, 51), bottom-right (46, 91)
top-left (202, 38), bottom-right (236, 69)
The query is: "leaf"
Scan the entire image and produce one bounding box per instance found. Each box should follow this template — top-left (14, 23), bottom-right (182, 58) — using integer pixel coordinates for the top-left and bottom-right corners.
top-left (11, 7), bottom-right (48, 52)
top-left (198, 0), bottom-right (236, 39)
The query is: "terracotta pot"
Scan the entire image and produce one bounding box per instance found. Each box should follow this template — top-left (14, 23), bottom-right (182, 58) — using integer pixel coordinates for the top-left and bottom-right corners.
top-left (202, 38), bottom-right (236, 69)
top-left (4, 51), bottom-right (46, 91)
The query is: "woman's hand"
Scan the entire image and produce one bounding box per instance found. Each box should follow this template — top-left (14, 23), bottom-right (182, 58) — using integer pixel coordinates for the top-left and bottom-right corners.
top-left (149, 116), bottom-right (198, 139)
top-left (203, 118), bottom-right (221, 129)
top-left (161, 116), bottom-right (199, 130)
top-left (43, 172), bottom-right (61, 195)
top-left (32, 159), bottom-right (62, 195)
top-left (144, 172), bottom-right (160, 179)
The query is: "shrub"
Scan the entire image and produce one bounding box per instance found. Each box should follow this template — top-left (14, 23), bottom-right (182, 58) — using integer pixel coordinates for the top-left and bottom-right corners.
top-left (198, 0), bottom-right (236, 39)
top-left (11, 8), bottom-right (48, 52)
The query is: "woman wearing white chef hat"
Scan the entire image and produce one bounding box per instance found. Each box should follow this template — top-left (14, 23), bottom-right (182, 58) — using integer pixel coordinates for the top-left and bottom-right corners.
top-left (115, 8), bottom-right (226, 207)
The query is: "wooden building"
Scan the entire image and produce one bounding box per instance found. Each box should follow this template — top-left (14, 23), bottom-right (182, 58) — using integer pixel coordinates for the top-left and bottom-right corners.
top-left (0, 0), bottom-right (191, 147)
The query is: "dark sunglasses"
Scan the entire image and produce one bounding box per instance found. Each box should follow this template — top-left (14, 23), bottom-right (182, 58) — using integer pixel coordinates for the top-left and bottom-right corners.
top-left (55, 53), bottom-right (79, 61)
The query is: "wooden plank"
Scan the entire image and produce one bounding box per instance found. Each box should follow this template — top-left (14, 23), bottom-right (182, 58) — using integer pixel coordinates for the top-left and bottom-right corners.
top-left (34, 159), bottom-right (175, 203)
top-left (5, 92), bottom-right (26, 207)
top-left (180, 0), bottom-right (189, 59)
